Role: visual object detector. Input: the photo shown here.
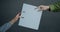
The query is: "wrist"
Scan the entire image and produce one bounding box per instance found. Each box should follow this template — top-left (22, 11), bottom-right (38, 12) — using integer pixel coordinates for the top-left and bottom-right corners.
top-left (9, 20), bottom-right (16, 25)
top-left (46, 6), bottom-right (50, 11)
top-left (47, 6), bottom-right (49, 10)
top-left (9, 21), bottom-right (14, 25)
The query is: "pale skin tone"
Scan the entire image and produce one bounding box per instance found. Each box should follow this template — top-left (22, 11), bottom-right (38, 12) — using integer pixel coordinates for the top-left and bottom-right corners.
top-left (0, 5), bottom-right (49, 32)
top-left (38, 5), bottom-right (49, 11)
top-left (9, 5), bottom-right (49, 25)
top-left (9, 13), bottom-right (21, 24)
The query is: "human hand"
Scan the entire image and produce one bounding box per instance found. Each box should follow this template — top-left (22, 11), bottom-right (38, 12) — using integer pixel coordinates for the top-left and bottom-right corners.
top-left (38, 5), bottom-right (49, 11)
top-left (10, 13), bottom-right (21, 24)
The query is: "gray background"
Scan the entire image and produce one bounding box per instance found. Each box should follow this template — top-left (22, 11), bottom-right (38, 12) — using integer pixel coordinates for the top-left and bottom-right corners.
top-left (0, 0), bottom-right (60, 32)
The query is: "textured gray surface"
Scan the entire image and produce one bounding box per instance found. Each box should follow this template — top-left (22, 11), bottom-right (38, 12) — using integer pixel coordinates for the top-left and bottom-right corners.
top-left (0, 0), bottom-right (60, 32)
top-left (0, 0), bottom-right (19, 26)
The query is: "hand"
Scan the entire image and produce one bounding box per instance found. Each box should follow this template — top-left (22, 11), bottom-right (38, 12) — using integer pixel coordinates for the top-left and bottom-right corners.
top-left (38, 5), bottom-right (49, 11)
top-left (10, 13), bottom-right (21, 24)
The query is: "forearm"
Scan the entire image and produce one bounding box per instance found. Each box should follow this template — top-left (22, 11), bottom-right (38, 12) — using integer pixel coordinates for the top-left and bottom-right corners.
top-left (49, 1), bottom-right (60, 12)
top-left (0, 22), bottom-right (13, 32)
top-left (0, 13), bottom-right (20, 32)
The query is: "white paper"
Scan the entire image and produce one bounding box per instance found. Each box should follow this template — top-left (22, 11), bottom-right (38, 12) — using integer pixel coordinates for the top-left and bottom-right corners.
top-left (18, 3), bottom-right (42, 30)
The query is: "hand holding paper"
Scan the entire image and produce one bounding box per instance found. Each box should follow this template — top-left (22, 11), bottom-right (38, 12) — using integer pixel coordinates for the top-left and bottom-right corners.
top-left (18, 3), bottom-right (43, 30)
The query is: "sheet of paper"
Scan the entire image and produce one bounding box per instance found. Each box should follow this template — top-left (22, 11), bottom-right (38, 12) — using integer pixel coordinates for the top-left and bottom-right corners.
top-left (18, 3), bottom-right (42, 30)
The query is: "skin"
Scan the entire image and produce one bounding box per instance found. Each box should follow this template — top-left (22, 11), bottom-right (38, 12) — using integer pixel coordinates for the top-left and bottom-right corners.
top-left (38, 5), bottom-right (49, 11)
top-left (10, 5), bottom-right (49, 24)
top-left (9, 13), bottom-right (21, 24)
top-left (9, 5), bottom-right (49, 25)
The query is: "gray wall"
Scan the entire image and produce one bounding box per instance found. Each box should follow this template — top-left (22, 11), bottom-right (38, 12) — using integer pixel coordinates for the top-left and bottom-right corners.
top-left (0, 0), bottom-right (60, 32)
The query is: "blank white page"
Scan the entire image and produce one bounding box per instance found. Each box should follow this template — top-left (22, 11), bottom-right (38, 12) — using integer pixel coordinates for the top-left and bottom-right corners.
top-left (18, 3), bottom-right (43, 30)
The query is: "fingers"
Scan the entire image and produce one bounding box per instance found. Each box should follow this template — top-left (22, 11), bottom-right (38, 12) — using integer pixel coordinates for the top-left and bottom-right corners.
top-left (10, 11), bottom-right (21, 24)
top-left (12, 13), bottom-right (20, 22)
top-left (37, 5), bottom-right (43, 10)
top-left (17, 11), bottom-right (21, 16)
top-left (16, 12), bottom-right (21, 19)
top-left (37, 5), bottom-right (49, 11)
